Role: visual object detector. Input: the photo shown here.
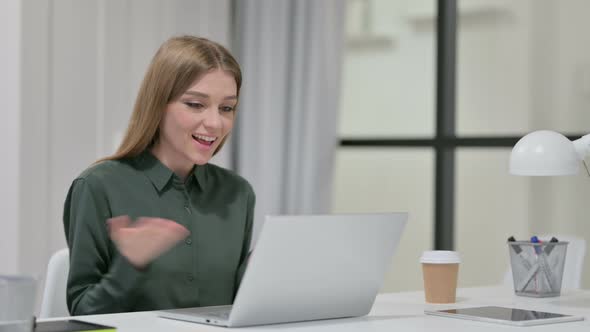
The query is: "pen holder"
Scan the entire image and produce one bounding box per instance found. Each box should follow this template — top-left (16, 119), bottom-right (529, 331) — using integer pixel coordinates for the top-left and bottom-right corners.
top-left (507, 241), bottom-right (568, 297)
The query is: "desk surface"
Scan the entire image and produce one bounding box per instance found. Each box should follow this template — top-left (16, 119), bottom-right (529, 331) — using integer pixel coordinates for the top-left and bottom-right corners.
top-left (44, 286), bottom-right (590, 331)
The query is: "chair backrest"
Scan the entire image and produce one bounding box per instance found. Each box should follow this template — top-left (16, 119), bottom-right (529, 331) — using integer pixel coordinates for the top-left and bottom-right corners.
top-left (39, 248), bottom-right (70, 318)
top-left (503, 235), bottom-right (587, 290)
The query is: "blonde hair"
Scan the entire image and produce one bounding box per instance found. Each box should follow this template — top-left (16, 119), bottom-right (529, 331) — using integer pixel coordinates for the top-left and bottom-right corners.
top-left (100, 35), bottom-right (241, 162)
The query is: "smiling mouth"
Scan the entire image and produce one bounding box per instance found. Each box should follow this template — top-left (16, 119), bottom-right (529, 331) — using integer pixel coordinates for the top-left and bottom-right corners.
top-left (192, 134), bottom-right (217, 146)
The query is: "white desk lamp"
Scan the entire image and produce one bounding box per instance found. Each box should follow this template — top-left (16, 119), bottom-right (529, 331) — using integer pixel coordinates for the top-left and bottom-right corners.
top-left (509, 130), bottom-right (590, 176)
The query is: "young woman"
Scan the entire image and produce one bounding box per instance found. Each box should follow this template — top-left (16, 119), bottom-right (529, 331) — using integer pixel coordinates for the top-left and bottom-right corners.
top-left (63, 36), bottom-right (255, 315)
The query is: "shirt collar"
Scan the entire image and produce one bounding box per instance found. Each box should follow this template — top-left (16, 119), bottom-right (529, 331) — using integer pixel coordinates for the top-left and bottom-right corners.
top-left (192, 163), bottom-right (208, 191)
top-left (134, 150), bottom-right (174, 192)
top-left (135, 150), bottom-right (207, 192)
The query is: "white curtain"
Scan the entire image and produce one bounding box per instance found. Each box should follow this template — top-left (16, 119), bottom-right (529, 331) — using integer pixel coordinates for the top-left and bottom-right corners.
top-left (16, 0), bottom-right (232, 311)
top-left (234, 0), bottom-right (346, 243)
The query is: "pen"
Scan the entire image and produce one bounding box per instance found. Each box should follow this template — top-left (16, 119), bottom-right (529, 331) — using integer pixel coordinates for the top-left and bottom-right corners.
top-left (508, 236), bottom-right (537, 292)
top-left (530, 236), bottom-right (542, 254)
top-left (517, 263), bottom-right (540, 292)
top-left (544, 237), bottom-right (559, 255)
top-left (531, 236), bottom-right (556, 292)
top-left (507, 236), bottom-right (532, 269)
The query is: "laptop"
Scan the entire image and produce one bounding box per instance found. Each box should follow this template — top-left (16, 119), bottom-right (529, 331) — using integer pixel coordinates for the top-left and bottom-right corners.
top-left (159, 213), bottom-right (408, 327)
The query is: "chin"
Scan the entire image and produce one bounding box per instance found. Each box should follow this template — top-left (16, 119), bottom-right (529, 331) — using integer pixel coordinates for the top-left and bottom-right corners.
top-left (191, 153), bottom-right (213, 165)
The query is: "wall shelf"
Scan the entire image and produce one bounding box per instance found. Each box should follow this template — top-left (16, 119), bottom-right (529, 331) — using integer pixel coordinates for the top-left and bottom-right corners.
top-left (346, 35), bottom-right (396, 51)
top-left (405, 1), bottom-right (510, 24)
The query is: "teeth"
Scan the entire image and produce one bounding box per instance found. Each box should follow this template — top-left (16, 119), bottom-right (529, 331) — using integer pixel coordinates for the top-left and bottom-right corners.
top-left (194, 134), bottom-right (216, 142)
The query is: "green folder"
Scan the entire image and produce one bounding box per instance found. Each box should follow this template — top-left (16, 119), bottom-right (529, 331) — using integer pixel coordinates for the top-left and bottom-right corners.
top-left (34, 319), bottom-right (115, 332)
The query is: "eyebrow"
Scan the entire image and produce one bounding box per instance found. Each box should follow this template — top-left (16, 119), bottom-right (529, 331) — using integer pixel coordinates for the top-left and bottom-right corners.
top-left (183, 90), bottom-right (237, 100)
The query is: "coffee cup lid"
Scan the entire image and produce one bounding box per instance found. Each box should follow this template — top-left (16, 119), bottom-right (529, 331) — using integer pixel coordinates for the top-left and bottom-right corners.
top-left (420, 250), bottom-right (461, 264)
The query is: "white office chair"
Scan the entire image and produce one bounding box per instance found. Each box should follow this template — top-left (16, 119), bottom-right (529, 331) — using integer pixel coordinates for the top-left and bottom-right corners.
top-left (503, 235), bottom-right (587, 290)
top-left (40, 248), bottom-right (70, 318)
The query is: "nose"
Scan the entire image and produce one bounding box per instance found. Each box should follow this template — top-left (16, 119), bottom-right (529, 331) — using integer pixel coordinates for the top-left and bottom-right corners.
top-left (202, 107), bottom-right (222, 130)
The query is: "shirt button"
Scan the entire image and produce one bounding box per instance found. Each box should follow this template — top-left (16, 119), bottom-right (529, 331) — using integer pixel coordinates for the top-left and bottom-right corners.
top-left (185, 238), bottom-right (192, 245)
top-left (184, 206), bottom-right (191, 214)
top-left (187, 274), bottom-right (194, 282)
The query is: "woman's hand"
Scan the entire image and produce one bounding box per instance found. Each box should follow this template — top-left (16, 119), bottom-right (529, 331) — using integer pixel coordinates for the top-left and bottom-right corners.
top-left (107, 215), bottom-right (190, 269)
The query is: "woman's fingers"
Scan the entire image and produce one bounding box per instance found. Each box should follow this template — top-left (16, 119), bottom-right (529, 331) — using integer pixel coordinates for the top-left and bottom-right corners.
top-left (135, 217), bottom-right (190, 237)
top-left (107, 216), bottom-right (190, 268)
top-left (106, 215), bottom-right (132, 240)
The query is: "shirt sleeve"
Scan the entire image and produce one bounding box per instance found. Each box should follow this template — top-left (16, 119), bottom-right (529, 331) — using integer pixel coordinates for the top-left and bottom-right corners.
top-left (63, 178), bottom-right (146, 315)
top-left (234, 183), bottom-right (256, 290)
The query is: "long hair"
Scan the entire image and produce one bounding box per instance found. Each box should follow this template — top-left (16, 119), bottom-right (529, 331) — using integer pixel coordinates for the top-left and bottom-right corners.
top-left (100, 35), bottom-right (242, 162)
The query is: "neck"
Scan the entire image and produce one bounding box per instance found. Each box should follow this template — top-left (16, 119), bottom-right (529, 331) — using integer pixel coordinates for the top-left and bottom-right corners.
top-left (150, 143), bottom-right (192, 181)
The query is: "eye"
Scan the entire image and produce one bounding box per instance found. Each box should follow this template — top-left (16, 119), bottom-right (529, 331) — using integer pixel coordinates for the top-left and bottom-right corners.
top-left (220, 105), bottom-right (235, 113)
top-left (184, 102), bottom-right (204, 109)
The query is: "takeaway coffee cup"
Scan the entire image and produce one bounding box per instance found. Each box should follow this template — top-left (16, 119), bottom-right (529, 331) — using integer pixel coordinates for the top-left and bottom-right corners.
top-left (420, 251), bottom-right (460, 303)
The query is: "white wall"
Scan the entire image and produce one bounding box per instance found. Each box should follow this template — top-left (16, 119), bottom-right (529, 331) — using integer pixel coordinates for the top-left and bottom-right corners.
top-left (7, 0), bottom-right (232, 311)
top-left (19, 0), bottom-right (51, 283)
top-left (454, 0), bottom-right (534, 287)
top-left (339, 0), bottom-right (435, 138)
top-left (527, 0), bottom-right (590, 288)
top-left (332, 148), bottom-right (434, 292)
top-left (4, 0), bottom-right (590, 301)
top-left (455, 149), bottom-right (531, 287)
top-left (455, 0), bottom-right (590, 289)
top-left (0, 0), bottom-right (21, 275)
top-left (335, 0), bottom-right (590, 290)
top-left (456, 0), bottom-right (533, 136)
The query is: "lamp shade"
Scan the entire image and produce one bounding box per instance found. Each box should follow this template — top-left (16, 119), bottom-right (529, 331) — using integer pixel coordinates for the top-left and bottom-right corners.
top-left (509, 130), bottom-right (580, 176)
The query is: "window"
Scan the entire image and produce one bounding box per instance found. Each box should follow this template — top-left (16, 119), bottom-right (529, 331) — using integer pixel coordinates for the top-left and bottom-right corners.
top-left (333, 0), bottom-right (436, 292)
top-left (455, 0), bottom-right (590, 288)
top-left (333, 0), bottom-right (590, 291)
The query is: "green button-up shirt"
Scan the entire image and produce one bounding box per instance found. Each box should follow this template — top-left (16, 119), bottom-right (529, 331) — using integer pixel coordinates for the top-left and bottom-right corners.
top-left (63, 151), bottom-right (255, 315)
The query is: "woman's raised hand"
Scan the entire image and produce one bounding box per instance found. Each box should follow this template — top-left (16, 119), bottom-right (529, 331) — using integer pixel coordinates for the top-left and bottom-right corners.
top-left (107, 215), bottom-right (190, 269)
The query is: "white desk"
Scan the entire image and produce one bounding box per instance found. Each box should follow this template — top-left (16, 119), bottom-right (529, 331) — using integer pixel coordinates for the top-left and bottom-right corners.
top-left (44, 286), bottom-right (590, 331)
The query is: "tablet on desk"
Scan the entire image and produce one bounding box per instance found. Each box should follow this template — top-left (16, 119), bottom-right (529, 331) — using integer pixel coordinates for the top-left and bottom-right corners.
top-left (425, 306), bottom-right (584, 327)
